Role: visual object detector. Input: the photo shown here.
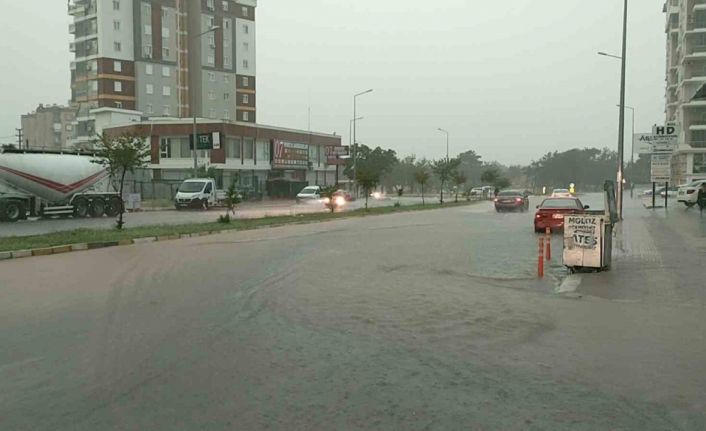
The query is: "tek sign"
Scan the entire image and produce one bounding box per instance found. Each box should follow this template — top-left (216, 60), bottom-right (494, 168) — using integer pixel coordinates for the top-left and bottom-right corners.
top-left (189, 132), bottom-right (221, 150)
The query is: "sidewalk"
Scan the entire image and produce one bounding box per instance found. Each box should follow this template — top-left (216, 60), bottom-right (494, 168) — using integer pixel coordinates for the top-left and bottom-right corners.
top-left (574, 197), bottom-right (706, 305)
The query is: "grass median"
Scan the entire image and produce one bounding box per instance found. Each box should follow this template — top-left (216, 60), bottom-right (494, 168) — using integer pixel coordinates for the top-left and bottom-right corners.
top-left (0, 201), bottom-right (479, 253)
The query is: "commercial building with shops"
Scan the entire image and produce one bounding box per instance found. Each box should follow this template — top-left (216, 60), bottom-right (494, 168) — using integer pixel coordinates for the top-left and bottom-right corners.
top-left (104, 118), bottom-right (343, 198)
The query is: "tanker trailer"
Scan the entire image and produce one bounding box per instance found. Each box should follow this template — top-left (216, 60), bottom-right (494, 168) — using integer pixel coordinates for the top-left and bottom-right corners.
top-left (0, 148), bottom-right (122, 222)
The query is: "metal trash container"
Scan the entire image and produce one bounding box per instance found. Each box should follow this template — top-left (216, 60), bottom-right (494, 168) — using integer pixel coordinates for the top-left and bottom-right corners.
top-left (562, 181), bottom-right (617, 273)
top-left (562, 214), bottom-right (612, 272)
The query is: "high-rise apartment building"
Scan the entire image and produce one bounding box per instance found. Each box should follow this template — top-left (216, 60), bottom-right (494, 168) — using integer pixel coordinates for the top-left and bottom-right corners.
top-left (68, 0), bottom-right (256, 146)
top-left (20, 104), bottom-right (77, 150)
top-left (664, 0), bottom-right (706, 184)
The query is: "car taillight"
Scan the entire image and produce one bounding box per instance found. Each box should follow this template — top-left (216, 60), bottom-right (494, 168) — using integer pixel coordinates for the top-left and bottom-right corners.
top-left (552, 213), bottom-right (564, 219)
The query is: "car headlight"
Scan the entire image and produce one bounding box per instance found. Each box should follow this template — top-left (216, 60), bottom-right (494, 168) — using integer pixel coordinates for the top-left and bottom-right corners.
top-left (335, 196), bottom-right (346, 206)
top-left (323, 197), bottom-right (331, 204)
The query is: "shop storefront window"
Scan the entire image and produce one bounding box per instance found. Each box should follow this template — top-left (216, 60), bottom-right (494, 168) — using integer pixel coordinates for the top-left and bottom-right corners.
top-left (243, 138), bottom-right (255, 160)
top-left (256, 140), bottom-right (269, 164)
top-left (160, 137), bottom-right (190, 158)
top-left (226, 137), bottom-right (241, 159)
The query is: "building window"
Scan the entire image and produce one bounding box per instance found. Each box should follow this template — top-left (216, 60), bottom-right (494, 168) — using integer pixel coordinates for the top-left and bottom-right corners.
top-left (208, 35), bottom-right (215, 47)
top-left (113, 61), bottom-right (122, 72)
top-left (162, 66), bottom-right (170, 77)
top-left (243, 42), bottom-right (249, 51)
top-left (243, 94), bottom-right (249, 104)
top-left (146, 83), bottom-right (154, 94)
top-left (695, 154), bottom-right (706, 173)
top-left (163, 105), bottom-right (171, 115)
top-left (89, 80), bottom-right (98, 91)
top-left (146, 64), bottom-right (153, 75)
top-left (243, 24), bottom-right (249, 34)
top-left (243, 111), bottom-right (249, 121)
top-left (222, 1), bottom-right (229, 11)
top-left (207, 54), bottom-right (215, 65)
top-left (113, 20), bottom-right (121, 31)
top-left (163, 86), bottom-right (171, 96)
top-left (144, 25), bottom-right (152, 35)
top-left (223, 109), bottom-right (230, 120)
top-left (162, 47), bottom-right (170, 57)
top-left (242, 6), bottom-right (248, 17)
top-left (242, 59), bottom-right (248, 69)
top-left (162, 27), bottom-right (170, 38)
top-left (208, 91), bottom-right (216, 100)
top-left (208, 16), bottom-right (215, 28)
top-left (208, 72), bottom-right (216, 81)
top-left (160, 138), bottom-right (171, 158)
top-left (225, 137), bottom-right (241, 159)
top-left (243, 137), bottom-right (254, 158)
top-left (113, 0), bottom-right (120, 10)
top-left (143, 3), bottom-right (151, 15)
top-left (224, 20), bottom-right (230, 30)
top-left (207, 0), bottom-right (215, 11)
top-left (209, 108), bottom-right (217, 118)
top-left (242, 76), bottom-right (249, 87)
top-left (143, 45), bottom-right (153, 58)
top-left (224, 56), bottom-right (231, 67)
top-left (224, 93), bottom-right (230, 100)
top-left (114, 41), bottom-right (122, 51)
top-left (114, 81), bottom-right (122, 92)
top-left (115, 101), bottom-right (123, 109)
top-left (146, 103), bottom-right (154, 114)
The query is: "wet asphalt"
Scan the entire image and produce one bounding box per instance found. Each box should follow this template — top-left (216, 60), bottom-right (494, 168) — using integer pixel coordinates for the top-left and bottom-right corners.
top-left (1, 195), bottom-right (705, 430)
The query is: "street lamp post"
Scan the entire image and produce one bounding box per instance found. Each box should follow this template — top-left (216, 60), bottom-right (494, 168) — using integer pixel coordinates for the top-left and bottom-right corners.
top-left (352, 89), bottom-right (373, 195)
top-left (437, 128), bottom-right (449, 161)
top-left (618, 104), bottom-right (636, 197)
top-left (190, 26), bottom-right (221, 175)
top-left (347, 116), bottom-right (363, 186)
top-left (596, 1), bottom-right (629, 220)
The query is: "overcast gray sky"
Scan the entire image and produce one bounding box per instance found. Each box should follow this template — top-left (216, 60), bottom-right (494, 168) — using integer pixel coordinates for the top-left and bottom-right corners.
top-left (0, 0), bottom-right (665, 165)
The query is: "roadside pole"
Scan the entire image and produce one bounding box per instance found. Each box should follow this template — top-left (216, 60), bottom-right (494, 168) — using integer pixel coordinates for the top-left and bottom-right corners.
top-left (665, 181), bottom-right (669, 208)
top-left (538, 236), bottom-right (545, 278)
top-left (652, 182), bottom-right (656, 209)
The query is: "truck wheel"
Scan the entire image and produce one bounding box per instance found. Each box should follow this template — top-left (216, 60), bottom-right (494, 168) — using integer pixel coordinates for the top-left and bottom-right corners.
top-left (1, 201), bottom-right (25, 222)
top-left (89, 198), bottom-right (105, 217)
top-left (202, 199), bottom-right (209, 211)
top-left (73, 197), bottom-right (89, 218)
top-left (104, 196), bottom-right (123, 217)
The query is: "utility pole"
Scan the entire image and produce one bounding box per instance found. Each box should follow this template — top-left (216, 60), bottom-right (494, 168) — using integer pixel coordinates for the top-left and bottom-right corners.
top-left (15, 128), bottom-right (23, 149)
top-left (616, 0), bottom-right (628, 220)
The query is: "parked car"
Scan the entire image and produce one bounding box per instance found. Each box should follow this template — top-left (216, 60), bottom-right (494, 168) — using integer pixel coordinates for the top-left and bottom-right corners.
top-left (677, 179), bottom-right (706, 207)
top-left (534, 197), bottom-right (589, 233)
top-left (494, 190), bottom-right (529, 212)
top-left (642, 186), bottom-right (678, 198)
top-left (296, 186), bottom-right (321, 203)
top-left (551, 188), bottom-right (573, 198)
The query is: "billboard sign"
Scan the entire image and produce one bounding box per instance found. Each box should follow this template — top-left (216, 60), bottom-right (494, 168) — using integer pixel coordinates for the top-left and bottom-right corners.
top-left (189, 132), bottom-right (221, 150)
top-left (651, 154), bottom-right (672, 183)
top-left (272, 140), bottom-right (309, 170)
top-left (326, 146), bottom-right (350, 165)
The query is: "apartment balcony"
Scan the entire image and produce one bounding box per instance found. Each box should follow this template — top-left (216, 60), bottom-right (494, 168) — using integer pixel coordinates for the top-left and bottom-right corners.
top-left (695, 0), bottom-right (706, 12)
top-left (69, 42), bottom-right (76, 53)
top-left (688, 140), bottom-right (706, 147)
top-left (68, 3), bottom-right (85, 16)
top-left (69, 23), bottom-right (76, 34)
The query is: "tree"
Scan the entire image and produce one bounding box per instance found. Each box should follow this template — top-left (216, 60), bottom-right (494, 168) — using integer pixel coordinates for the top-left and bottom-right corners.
top-left (452, 172), bottom-right (467, 203)
top-left (357, 168), bottom-right (379, 209)
top-left (414, 167), bottom-right (431, 205)
top-left (223, 181), bottom-right (241, 218)
top-left (432, 158), bottom-right (461, 204)
top-left (481, 165), bottom-right (511, 193)
top-left (93, 132), bottom-right (150, 230)
top-left (344, 144), bottom-right (398, 195)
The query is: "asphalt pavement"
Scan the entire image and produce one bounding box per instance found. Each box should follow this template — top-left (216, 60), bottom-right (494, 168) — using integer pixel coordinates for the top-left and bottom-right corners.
top-left (1, 195), bottom-right (706, 430)
top-left (0, 196), bottom-right (429, 238)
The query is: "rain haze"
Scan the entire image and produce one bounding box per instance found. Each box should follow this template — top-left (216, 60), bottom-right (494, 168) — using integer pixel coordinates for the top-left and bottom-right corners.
top-left (0, 0), bottom-right (665, 165)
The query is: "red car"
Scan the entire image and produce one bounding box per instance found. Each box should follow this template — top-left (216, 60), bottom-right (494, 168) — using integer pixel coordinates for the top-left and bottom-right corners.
top-left (534, 197), bottom-right (589, 233)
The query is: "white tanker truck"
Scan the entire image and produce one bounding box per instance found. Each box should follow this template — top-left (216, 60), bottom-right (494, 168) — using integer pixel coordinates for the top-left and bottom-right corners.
top-left (0, 148), bottom-right (122, 222)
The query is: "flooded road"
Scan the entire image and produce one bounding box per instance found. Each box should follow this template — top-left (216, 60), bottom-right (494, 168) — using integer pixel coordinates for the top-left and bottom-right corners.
top-left (1, 198), bottom-right (705, 430)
